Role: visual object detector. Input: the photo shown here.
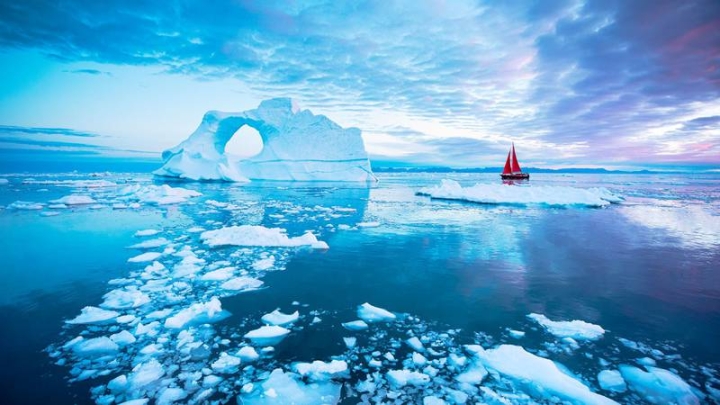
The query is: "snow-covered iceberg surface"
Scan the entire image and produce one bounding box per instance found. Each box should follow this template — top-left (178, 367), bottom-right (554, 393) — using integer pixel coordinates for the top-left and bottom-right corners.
top-left (154, 98), bottom-right (376, 182)
top-left (418, 179), bottom-right (622, 207)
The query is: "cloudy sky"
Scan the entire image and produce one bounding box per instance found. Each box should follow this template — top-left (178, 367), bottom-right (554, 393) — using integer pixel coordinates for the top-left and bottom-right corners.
top-left (0, 0), bottom-right (718, 169)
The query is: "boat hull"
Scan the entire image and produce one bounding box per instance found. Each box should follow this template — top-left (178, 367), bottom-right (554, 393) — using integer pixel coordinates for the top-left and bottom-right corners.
top-left (501, 173), bottom-right (530, 180)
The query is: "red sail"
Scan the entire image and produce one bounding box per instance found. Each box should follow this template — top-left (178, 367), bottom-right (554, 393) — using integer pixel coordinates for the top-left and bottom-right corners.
top-left (502, 150), bottom-right (513, 174)
top-left (510, 143), bottom-right (522, 173)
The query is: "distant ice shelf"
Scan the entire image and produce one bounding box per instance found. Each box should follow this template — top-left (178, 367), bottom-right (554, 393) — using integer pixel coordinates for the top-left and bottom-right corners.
top-left (417, 179), bottom-right (623, 207)
top-left (154, 98), bottom-right (376, 182)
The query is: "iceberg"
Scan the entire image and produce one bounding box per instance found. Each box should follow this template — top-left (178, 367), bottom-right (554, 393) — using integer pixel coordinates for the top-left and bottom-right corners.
top-left (154, 98), bottom-right (375, 182)
top-left (418, 180), bottom-right (622, 207)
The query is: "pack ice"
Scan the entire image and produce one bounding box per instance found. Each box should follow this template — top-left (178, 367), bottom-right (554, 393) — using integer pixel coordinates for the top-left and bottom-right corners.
top-left (154, 98), bottom-right (375, 182)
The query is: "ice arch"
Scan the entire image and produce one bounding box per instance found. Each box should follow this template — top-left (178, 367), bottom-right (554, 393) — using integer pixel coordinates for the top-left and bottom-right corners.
top-left (154, 98), bottom-right (376, 182)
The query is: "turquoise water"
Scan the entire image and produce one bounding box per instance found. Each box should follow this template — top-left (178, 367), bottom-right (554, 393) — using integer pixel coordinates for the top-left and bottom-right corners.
top-left (0, 170), bottom-right (719, 404)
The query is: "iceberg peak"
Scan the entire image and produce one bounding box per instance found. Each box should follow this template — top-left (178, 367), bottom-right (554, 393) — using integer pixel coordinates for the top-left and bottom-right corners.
top-left (154, 97), bottom-right (375, 182)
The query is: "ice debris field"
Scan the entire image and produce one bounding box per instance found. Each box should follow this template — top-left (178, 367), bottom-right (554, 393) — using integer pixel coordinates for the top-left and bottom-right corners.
top-left (1, 172), bottom-right (719, 405)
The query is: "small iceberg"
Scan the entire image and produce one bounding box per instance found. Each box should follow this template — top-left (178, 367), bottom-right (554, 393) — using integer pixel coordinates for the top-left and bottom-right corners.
top-left (418, 179), bottom-right (622, 208)
top-left (66, 306), bottom-right (119, 324)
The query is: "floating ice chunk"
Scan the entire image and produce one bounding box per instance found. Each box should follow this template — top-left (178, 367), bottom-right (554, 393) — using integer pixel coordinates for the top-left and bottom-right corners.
top-left (357, 302), bottom-right (396, 323)
top-left (128, 252), bottom-right (162, 263)
top-left (40, 211), bottom-right (60, 217)
top-left (238, 346), bottom-right (260, 362)
top-left (598, 369), bottom-right (627, 393)
top-left (619, 365), bottom-right (702, 404)
top-left (253, 256), bottom-right (276, 270)
top-left (239, 368), bottom-right (342, 405)
top-left (134, 229), bottom-right (161, 237)
top-left (118, 400), bottom-right (148, 405)
top-left (73, 337), bottom-right (119, 356)
top-left (262, 309), bottom-right (299, 326)
top-left (211, 352), bottom-right (241, 373)
top-left (101, 287), bottom-right (150, 309)
top-left (157, 387), bottom-right (187, 405)
top-left (220, 276), bottom-right (264, 291)
top-left (50, 195), bottom-right (96, 205)
top-left (128, 358), bottom-right (164, 388)
top-left (0, 178), bottom-right (8, 184)
top-left (7, 201), bottom-right (45, 210)
top-left (66, 306), bottom-right (119, 324)
top-left (357, 221), bottom-right (381, 228)
top-left (455, 362), bottom-right (488, 384)
top-left (423, 396), bottom-right (447, 405)
top-left (48, 203), bottom-right (67, 209)
top-left (527, 313), bottom-right (605, 341)
top-left (244, 325), bottom-right (290, 346)
top-left (107, 374), bottom-right (128, 393)
top-left (343, 337), bottom-right (357, 349)
top-left (201, 225), bottom-right (328, 249)
top-left (164, 297), bottom-right (229, 329)
top-left (117, 184), bottom-right (202, 205)
top-left (342, 320), bottom-right (368, 331)
top-left (200, 266), bottom-right (235, 281)
top-left (128, 237), bottom-right (170, 249)
top-left (413, 352), bottom-right (428, 366)
top-left (508, 329), bottom-right (526, 339)
top-left (110, 330), bottom-right (137, 346)
top-left (386, 369), bottom-right (431, 388)
top-left (406, 336), bottom-right (425, 352)
top-left (474, 344), bottom-right (618, 404)
top-left (418, 180), bottom-right (622, 208)
top-left (294, 360), bottom-right (349, 381)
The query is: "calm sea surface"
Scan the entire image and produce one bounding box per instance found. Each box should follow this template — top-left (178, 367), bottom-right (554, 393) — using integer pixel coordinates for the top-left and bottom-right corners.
top-left (1, 169), bottom-right (718, 404)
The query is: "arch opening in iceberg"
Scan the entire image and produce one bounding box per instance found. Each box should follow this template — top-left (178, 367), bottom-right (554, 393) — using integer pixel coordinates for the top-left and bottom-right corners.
top-left (225, 125), bottom-right (264, 160)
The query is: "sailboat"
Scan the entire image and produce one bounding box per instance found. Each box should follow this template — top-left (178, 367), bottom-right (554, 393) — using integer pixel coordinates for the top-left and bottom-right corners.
top-left (500, 143), bottom-right (530, 180)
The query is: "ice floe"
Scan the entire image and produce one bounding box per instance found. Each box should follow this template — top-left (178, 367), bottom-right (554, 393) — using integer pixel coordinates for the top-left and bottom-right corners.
top-left (418, 179), bottom-right (622, 207)
top-left (201, 225), bottom-right (328, 249)
top-left (528, 313), bottom-right (606, 341)
top-left (473, 344), bottom-right (619, 404)
top-left (164, 297), bottom-right (229, 329)
top-left (7, 201), bottom-right (45, 210)
top-left (127, 252), bottom-right (163, 263)
top-left (620, 365), bottom-right (702, 404)
top-left (293, 360), bottom-right (349, 381)
top-left (239, 368), bottom-right (342, 405)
